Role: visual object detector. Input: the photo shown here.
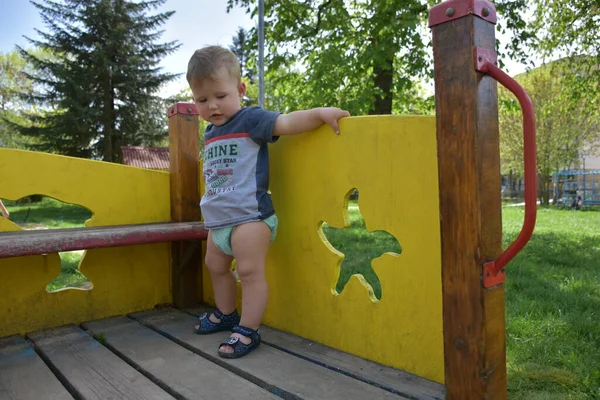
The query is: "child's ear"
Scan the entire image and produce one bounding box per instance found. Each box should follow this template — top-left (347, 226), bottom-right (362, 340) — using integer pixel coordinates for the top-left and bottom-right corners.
top-left (238, 80), bottom-right (246, 98)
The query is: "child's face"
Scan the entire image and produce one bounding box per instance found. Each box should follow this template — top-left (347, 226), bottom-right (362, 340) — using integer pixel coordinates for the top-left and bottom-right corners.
top-left (190, 67), bottom-right (246, 126)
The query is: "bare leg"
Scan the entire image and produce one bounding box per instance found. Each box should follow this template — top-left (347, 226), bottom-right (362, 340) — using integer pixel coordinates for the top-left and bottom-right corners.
top-left (219, 221), bottom-right (270, 352)
top-left (199, 231), bottom-right (236, 328)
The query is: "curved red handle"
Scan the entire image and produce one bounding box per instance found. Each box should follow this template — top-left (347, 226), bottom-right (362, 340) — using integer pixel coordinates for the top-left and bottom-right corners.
top-left (476, 49), bottom-right (538, 288)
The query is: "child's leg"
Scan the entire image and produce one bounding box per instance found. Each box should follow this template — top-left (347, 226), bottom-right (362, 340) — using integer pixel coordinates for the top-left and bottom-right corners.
top-left (204, 231), bottom-right (236, 321)
top-left (219, 221), bottom-right (271, 352)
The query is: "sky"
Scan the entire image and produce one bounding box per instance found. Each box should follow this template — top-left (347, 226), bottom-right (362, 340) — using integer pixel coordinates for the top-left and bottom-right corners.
top-left (0, 0), bottom-right (532, 99)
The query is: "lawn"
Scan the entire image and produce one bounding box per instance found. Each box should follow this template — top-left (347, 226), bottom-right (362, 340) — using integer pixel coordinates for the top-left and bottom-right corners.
top-left (503, 207), bottom-right (600, 399)
top-left (3, 197), bottom-right (599, 398)
top-left (3, 197), bottom-right (92, 292)
top-left (323, 203), bottom-right (599, 399)
top-left (321, 201), bottom-right (401, 301)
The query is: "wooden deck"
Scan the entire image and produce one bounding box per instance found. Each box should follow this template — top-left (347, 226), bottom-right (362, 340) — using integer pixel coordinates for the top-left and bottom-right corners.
top-left (0, 306), bottom-right (445, 400)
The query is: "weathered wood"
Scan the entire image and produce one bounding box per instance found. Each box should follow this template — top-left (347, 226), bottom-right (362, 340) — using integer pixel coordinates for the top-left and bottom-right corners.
top-left (27, 325), bottom-right (175, 400)
top-left (169, 103), bottom-right (203, 309)
top-left (431, 10), bottom-right (507, 400)
top-left (82, 316), bottom-right (279, 400)
top-left (130, 307), bottom-right (408, 400)
top-left (0, 335), bottom-right (72, 400)
top-left (0, 222), bottom-right (207, 259)
top-left (187, 305), bottom-right (445, 400)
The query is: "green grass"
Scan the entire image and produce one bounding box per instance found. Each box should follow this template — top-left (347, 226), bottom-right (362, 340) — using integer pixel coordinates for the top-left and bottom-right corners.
top-left (321, 201), bottom-right (401, 301)
top-left (5, 196), bottom-right (92, 229)
top-left (504, 207), bottom-right (600, 399)
top-left (4, 197), bottom-right (92, 291)
top-left (326, 202), bottom-right (599, 399)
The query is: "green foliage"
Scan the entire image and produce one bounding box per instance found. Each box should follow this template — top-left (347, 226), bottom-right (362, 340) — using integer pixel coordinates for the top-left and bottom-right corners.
top-left (230, 27), bottom-right (255, 83)
top-left (531, 0), bottom-right (600, 97)
top-left (223, 0), bottom-right (534, 116)
top-left (227, 0), bottom-right (435, 115)
top-left (15, 0), bottom-right (180, 161)
top-left (0, 51), bottom-right (31, 111)
top-left (242, 77), bottom-right (258, 107)
top-left (0, 51), bottom-right (37, 149)
top-left (494, 0), bottom-right (536, 68)
top-left (499, 60), bottom-right (600, 204)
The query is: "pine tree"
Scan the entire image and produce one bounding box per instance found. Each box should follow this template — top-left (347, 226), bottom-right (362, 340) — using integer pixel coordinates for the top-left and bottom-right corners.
top-left (17, 0), bottom-right (180, 162)
top-left (229, 27), bottom-right (255, 83)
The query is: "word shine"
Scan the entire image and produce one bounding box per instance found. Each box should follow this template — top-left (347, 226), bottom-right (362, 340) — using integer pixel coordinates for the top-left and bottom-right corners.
top-left (205, 144), bottom-right (238, 160)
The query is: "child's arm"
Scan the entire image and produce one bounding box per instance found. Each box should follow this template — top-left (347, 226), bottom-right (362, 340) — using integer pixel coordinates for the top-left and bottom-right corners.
top-left (273, 107), bottom-right (350, 136)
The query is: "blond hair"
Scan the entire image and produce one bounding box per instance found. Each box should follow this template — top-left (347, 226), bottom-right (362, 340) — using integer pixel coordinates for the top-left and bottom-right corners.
top-left (186, 46), bottom-right (241, 84)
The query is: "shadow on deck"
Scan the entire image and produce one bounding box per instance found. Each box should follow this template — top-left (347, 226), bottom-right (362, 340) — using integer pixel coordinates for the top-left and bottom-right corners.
top-left (0, 306), bottom-right (445, 400)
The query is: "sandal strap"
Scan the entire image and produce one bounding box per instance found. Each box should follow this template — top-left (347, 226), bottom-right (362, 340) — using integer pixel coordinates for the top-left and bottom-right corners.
top-left (232, 325), bottom-right (260, 339)
top-left (196, 309), bottom-right (240, 334)
top-left (219, 325), bottom-right (261, 356)
top-left (200, 308), bottom-right (238, 322)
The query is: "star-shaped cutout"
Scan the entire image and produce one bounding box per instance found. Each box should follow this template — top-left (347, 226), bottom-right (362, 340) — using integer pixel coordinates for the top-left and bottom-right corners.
top-left (319, 191), bottom-right (402, 302)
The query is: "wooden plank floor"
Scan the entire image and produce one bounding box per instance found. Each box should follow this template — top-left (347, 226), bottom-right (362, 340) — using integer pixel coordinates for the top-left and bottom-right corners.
top-left (0, 307), bottom-right (445, 400)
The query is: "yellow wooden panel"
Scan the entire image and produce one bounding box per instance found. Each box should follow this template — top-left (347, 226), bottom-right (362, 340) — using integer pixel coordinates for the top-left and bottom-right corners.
top-left (264, 116), bottom-right (444, 383)
top-left (0, 149), bottom-right (172, 337)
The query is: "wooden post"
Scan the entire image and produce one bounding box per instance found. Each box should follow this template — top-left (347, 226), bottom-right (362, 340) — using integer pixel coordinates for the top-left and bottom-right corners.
top-left (429, 1), bottom-right (506, 398)
top-left (168, 102), bottom-right (202, 309)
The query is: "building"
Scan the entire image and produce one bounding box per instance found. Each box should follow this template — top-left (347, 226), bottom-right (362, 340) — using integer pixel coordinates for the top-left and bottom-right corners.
top-left (121, 146), bottom-right (169, 170)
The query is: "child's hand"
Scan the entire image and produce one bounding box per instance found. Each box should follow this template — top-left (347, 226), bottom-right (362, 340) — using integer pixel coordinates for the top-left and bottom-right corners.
top-left (319, 107), bottom-right (350, 134)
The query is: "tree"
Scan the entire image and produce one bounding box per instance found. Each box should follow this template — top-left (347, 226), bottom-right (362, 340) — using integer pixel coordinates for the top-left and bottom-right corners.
top-left (16, 0), bottom-right (180, 162)
top-left (227, 0), bottom-right (431, 115)
top-left (230, 27), bottom-right (255, 83)
top-left (226, 0), bottom-right (529, 116)
top-left (229, 28), bottom-right (258, 107)
top-left (531, 0), bottom-right (600, 97)
top-left (0, 50), bottom-right (38, 149)
top-left (499, 60), bottom-right (600, 204)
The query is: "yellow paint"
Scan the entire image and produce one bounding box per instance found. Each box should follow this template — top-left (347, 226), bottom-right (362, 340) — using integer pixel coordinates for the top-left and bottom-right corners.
top-left (1, 115), bottom-right (443, 383)
top-left (206, 116), bottom-right (444, 382)
top-left (0, 149), bottom-right (172, 337)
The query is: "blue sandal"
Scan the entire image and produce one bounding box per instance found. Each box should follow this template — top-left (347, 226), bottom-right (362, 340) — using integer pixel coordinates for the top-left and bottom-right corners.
top-left (194, 309), bottom-right (240, 334)
top-left (217, 325), bottom-right (261, 359)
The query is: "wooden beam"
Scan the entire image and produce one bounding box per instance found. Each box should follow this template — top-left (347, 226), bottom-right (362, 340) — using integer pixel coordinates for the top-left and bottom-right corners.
top-left (168, 102), bottom-right (203, 309)
top-left (430, 3), bottom-right (506, 399)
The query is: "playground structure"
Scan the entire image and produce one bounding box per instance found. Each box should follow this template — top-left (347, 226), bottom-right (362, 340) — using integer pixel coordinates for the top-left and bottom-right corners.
top-left (553, 169), bottom-right (600, 208)
top-left (0, 1), bottom-right (538, 399)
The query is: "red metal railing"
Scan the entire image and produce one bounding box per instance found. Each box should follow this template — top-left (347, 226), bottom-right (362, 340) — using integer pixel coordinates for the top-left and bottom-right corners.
top-left (475, 47), bottom-right (538, 288)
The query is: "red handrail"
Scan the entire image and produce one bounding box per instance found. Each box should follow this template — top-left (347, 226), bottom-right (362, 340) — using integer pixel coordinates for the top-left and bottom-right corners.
top-left (476, 48), bottom-right (538, 288)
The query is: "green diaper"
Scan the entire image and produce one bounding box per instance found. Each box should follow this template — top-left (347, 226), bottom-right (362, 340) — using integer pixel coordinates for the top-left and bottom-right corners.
top-left (211, 214), bottom-right (278, 256)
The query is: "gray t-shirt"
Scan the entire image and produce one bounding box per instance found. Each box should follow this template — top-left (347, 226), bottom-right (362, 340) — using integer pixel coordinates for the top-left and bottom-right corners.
top-left (200, 107), bottom-right (281, 229)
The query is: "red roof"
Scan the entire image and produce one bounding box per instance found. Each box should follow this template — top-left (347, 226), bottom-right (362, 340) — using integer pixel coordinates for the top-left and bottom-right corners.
top-left (121, 146), bottom-right (170, 170)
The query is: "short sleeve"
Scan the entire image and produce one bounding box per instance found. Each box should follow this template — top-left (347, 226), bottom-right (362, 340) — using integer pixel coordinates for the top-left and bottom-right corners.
top-left (244, 107), bottom-right (281, 145)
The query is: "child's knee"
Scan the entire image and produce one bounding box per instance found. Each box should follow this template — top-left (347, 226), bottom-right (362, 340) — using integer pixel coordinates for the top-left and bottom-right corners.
top-left (205, 250), bottom-right (233, 275)
top-left (236, 263), bottom-right (265, 283)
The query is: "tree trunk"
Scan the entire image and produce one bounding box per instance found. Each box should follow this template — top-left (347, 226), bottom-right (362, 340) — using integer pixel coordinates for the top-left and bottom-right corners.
top-left (102, 69), bottom-right (115, 162)
top-left (370, 58), bottom-right (394, 115)
top-left (538, 173), bottom-right (551, 205)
